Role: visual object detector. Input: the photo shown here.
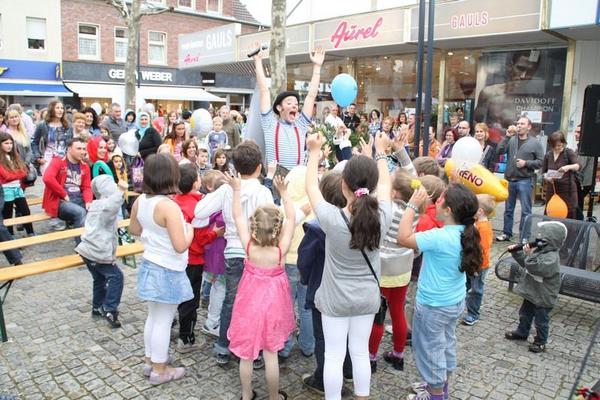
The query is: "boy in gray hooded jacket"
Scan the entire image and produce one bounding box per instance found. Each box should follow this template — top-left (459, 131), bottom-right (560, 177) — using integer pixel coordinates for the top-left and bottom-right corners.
top-left (504, 221), bottom-right (567, 353)
top-left (76, 175), bottom-right (128, 328)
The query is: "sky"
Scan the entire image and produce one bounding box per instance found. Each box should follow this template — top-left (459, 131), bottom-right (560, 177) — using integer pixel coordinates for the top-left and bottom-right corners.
top-left (240, 0), bottom-right (418, 25)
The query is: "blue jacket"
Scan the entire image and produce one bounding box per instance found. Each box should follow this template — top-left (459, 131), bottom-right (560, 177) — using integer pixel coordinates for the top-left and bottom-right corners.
top-left (297, 219), bottom-right (326, 310)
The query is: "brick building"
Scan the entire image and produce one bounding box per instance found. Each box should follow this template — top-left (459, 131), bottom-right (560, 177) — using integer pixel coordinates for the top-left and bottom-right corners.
top-left (60, 0), bottom-right (264, 112)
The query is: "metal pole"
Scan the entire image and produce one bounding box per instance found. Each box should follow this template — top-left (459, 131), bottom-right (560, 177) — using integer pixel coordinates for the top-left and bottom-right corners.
top-left (137, 28), bottom-right (141, 89)
top-left (414, 0), bottom-right (426, 158)
top-left (423, 0), bottom-right (435, 157)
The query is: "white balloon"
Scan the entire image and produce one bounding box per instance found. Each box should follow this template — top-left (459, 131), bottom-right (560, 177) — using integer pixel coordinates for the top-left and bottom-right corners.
top-left (118, 129), bottom-right (139, 156)
top-left (451, 136), bottom-right (482, 169)
top-left (142, 103), bottom-right (155, 116)
top-left (190, 109), bottom-right (213, 139)
top-left (90, 102), bottom-right (102, 116)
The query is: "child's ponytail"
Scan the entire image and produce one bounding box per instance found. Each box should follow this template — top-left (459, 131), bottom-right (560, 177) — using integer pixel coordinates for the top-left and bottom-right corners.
top-left (443, 183), bottom-right (483, 276)
top-left (342, 156), bottom-right (381, 251)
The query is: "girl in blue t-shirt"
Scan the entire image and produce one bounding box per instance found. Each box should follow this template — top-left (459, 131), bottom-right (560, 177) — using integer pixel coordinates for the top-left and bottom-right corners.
top-left (397, 183), bottom-right (482, 400)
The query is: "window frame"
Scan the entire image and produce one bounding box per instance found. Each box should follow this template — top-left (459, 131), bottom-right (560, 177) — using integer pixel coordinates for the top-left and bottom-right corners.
top-left (177, 0), bottom-right (195, 9)
top-left (114, 26), bottom-right (128, 63)
top-left (147, 30), bottom-right (167, 66)
top-left (205, 0), bottom-right (222, 14)
top-left (26, 17), bottom-right (47, 51)
top-left (77, 23), bottom-right (101, 60)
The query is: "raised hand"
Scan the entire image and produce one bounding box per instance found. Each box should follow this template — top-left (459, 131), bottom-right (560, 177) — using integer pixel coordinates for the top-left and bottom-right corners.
top-left (309, 47), bottom-right (325, 67)
top-left (408, 186), bottom-right (429, 208)
top-left (224, 172), bottom-right (242, 191)
top-left (359, 136), bottom-right (374, 158)
top-left (250, 41), bottom-right (268, 61)
top-left (306, 132), bottom-right (324, 152)
top-left (374, 132), bottom-right (391, 154)
top-left (273, 175), bottom-right (288, 195)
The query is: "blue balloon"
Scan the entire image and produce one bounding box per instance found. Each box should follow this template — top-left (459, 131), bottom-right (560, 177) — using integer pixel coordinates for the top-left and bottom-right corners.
top-left (331, 73), bottom-right (358, 107)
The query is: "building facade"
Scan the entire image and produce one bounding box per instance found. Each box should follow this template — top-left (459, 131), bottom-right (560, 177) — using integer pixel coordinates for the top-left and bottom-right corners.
top-left (60, 0), bottom-right (263, 112)
top-left (0, 0), bottom-right (71, 108)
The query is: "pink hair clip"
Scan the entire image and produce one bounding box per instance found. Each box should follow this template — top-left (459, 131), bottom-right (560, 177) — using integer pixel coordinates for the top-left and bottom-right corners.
top-left (354, 188), bottom-right (370, 197)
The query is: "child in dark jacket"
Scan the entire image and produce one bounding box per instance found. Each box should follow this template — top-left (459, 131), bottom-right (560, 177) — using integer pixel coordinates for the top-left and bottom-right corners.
top-left (505, 221), bottom-right (566, 353)
top-left (297, 171), bottom-right (350, 394)
top-left (173, 164), bottom-right (224, 352)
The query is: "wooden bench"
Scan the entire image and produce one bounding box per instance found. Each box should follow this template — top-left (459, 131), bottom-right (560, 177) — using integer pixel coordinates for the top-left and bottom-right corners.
top-left (3, 213), bottom-right (51, 227)
top-left (26, 197), bottom-right (42, 206)
top-left (0, 242), bottom-right (144, 342)
top-left (0, 219), bottom-right (131, 252)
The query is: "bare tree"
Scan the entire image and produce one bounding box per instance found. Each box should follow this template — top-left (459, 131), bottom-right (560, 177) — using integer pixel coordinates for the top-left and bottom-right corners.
top-left (269, 0), bottom-right (287, 99)
top-left (109, 0), bottom-right (171, 110)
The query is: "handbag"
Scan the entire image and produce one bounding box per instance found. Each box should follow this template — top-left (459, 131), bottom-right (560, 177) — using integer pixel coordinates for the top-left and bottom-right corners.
top-left (339, 209), bottom-right (388, 325)
top-left (129, 156), bottom-right (144, 193)
top-left (22, 163), bottom-right (37, 186)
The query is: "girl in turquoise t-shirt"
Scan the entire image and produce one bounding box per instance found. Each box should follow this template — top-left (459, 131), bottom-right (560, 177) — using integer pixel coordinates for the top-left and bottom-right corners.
top-left (397, 183), bottom-right (482, 400)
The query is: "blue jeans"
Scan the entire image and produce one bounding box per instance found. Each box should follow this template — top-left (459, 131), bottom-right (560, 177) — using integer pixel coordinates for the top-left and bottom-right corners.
top-left (280, 264), bottom-right (315, 357)
top-left (503, 178), bottom-right (533, 241)
top-left (214, 257), bottom-right (244, 355)
top-left (58, 199), bottom-right (87, 244)
top-left (465, 269), bottom-right (489, 319)
top-left (412, 300), bottom-right (464, 389)
top-left (82, 257), bottom-right (124, 312)
top-left (515, 299), bottom-right (552, 344)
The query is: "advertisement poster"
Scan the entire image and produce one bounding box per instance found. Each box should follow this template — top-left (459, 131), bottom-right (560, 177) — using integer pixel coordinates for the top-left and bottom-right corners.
top-left (473, 48), bottom-right (567, 142)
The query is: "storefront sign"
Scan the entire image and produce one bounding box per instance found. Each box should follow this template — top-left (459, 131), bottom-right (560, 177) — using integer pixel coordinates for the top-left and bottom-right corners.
top-left (236, 25), bottom-right (310, 60)
top-left (314, 8), bottom-right (406, 51)
top-left (409, 0), bottom-right (542, 41)
top-left (0, 59), bottom-right (62, 80)
top-left (549, 0), bottom-right (598, 28)
top-left (62, 61), bottom-right (202, 86)
top-left (178, 23), bottom-right (241, 69)
top-left (107, 68), bottom-right (173, 82)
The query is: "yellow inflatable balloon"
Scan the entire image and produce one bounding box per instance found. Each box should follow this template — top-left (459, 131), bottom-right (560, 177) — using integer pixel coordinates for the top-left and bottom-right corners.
top-left (445, 159), bottom-right (509, 202)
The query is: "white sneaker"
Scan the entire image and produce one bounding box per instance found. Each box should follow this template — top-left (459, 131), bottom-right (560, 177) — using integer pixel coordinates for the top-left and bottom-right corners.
top-left (411, 381), bottom-right (429, 393)
top-left (176, 338), bottom-right (196, 354)
top-left (201, 324), bottom-right (219, 337)
top-left (48, 218), bottom-right (66, 231)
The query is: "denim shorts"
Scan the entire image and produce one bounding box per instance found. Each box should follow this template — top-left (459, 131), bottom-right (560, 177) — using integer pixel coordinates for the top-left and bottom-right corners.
top-left (412, 300), bottom-right (464, 389)
top-left (137, 258), bottom-right (193, 304)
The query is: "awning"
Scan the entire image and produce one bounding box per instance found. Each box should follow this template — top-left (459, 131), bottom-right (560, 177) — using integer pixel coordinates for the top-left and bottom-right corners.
top-left (138, 86), bottom-right (225, 102)
top-left (63, 82), bottom-right (124, 99)
top-left (0, 81), bottom-right (73, 97)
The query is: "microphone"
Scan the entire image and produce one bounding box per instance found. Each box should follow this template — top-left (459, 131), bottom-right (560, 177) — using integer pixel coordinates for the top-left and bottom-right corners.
top-left (508, 238), bottom-right (544, 253)
top-left (247, 45), bottom-right (268, 58)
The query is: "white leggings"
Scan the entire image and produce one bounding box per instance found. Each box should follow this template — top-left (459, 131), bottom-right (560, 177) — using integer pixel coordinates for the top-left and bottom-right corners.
top-left (205, 273), bottom-right (226, 329)
top-left (144, 301), bottom-right (178, 363)
top-left (322, 313), bottom-right (375, 399)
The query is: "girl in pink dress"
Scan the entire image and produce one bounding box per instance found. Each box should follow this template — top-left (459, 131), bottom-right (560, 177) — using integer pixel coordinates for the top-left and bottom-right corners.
top-left (226, 174), bottom-right (296, 400)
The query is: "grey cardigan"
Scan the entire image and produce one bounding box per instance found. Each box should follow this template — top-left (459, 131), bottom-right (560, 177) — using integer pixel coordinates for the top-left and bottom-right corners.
top-left (496, 134), bottom-right (544, 180)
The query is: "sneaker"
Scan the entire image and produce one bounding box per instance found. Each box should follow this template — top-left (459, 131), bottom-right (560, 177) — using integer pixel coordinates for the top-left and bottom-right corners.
top-left (215, 352), bottom-right (230, 365)
top-left (103, 310), bottom-right (122, 328)
top-left (201, 324), bottom-right (220, 337)
top-left (48, 219), bottom-right (66, 231)
top-left (91, 308), bottom-right (104, 319)
top-left (370, 360), bottom-right (377, 374)
top-left (383, 352), bottom-right (404, 371)
top-left (302, 374), bottom-right (324, 395)
top-left (504, 331), bottom-right (528, 341)
top-left (301, 349), bottom-right (313, 357)
top-left (343, 373), bottom-right (353, 383)
top-left (462, 315), bottom-right (478, 326)
top-left (411, 381), bottom-right (429, 393)
top-left (528, 342), bottom-right (546, 353)
top-left (407, 390), bottom-right (444, 400)
top-left (496, 234), bottom-right (511, 242)
top-left (253, 355), bottom-right (264, 370)
top-left (176, 338), bottom-right (196, 354)
top-left (148, 367), bottom-right (185, 385)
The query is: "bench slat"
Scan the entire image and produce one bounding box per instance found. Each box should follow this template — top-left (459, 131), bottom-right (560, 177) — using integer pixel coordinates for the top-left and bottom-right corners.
top-left (0, 219), bottom-right (131, 252)
top-left (4, 213), bottom-right (51, 227)
top-left (0, 242), bottom-right (144, 282)
top-left (26, 197), bottom-right (42, 206)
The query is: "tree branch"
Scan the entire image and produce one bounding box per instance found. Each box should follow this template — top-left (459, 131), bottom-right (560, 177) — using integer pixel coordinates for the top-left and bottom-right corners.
top-left (108, 0), bottom-right (129, 19)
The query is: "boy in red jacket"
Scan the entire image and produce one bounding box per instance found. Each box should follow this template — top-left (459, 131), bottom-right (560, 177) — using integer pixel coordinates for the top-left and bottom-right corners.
top-left (173, 163), bottom-right (224, 352)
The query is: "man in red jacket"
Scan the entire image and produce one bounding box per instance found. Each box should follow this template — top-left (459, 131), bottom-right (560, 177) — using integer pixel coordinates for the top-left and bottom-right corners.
top-left (42, 138), bottom-right (93, 239)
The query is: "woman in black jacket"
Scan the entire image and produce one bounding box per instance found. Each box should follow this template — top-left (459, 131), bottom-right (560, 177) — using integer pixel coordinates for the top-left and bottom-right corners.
top-left (136, 112), bottom-right (162, 160)
top-left (32, 100), bottom-right (72, 173)
top-left (474, 122), bottom-right (496, 172)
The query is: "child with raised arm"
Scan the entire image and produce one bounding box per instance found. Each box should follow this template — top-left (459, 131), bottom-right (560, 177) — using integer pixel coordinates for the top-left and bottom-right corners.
top-left (128, 153), bottom-right (194, 385)
top-left (226, 174), bottom-right (296, 400)
top-left (305, 131), bottom-right (393, 400)
top-left (253, 43), bottom-right (325, 170)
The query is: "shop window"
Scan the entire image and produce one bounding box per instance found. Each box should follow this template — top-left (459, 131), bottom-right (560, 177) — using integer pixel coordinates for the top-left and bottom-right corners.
top-left (114, 28), bottom-right (128, 62)
top-left (78, 24), bottom-right (100, 60)
top-left (26, 17), bottom-right (46, 50)
top-left (148, 31), bottom-right (166, 65)
top-left (206, 0), bottom-right (222, 14)
top-left (178, 0), bottom-right (195, 8)
top-left (443, 50), bottom-right (480, 129)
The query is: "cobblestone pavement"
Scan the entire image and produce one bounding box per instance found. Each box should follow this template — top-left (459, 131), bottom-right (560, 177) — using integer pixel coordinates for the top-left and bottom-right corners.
top-left (0, 184), bottom-right (598, 399)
